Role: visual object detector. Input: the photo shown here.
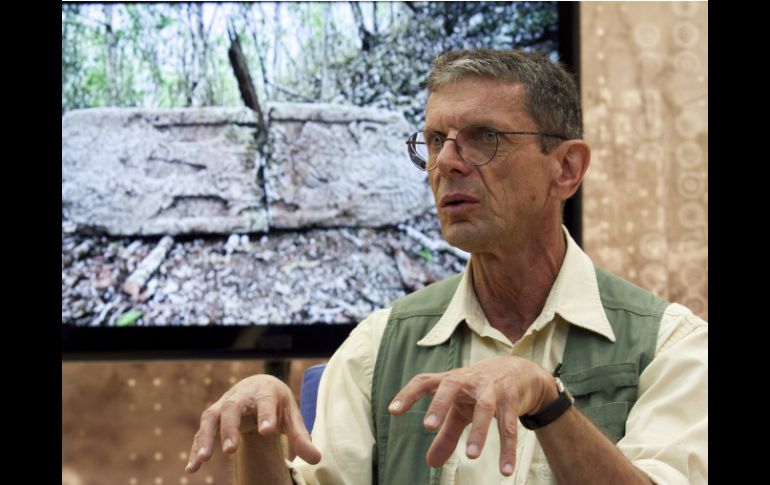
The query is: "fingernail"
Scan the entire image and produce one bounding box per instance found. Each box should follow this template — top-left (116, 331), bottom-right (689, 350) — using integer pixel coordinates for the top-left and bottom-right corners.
top-left (424, 413), bottom-right (438, 428)
top-left (466, 442), bottom-right (479, 457)
top-left (224, 438), bottom-right (233, 451)
top-left (185, 462), bottom-right (192, 472)
top-left (260, 419), bottom-right (270, 430)
top-left (503, 463), bottom-right (513, 475)
top-left (389, 400), bottom-right (401, 412)
top-left (197, 446), bottom-right (207, 458)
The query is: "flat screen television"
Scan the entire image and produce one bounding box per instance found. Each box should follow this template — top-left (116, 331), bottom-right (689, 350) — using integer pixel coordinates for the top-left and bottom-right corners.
top-left (61, 1), bottom-right (580, 359)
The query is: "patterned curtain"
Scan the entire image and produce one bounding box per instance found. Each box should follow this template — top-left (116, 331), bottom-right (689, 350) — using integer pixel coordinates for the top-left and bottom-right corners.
top-left (581, 1), bottom-right (708, 320)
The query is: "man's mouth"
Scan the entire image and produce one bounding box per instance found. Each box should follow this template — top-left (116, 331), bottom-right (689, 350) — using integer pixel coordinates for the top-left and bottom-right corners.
top-left (440, 193), bottom-right (479, 208)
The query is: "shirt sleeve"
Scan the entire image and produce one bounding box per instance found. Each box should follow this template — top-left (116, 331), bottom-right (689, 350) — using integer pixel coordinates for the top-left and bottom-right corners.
top-left (288, 308), bottom-right (391, 485)
top-left (618, 303), bottom-right (708, 485)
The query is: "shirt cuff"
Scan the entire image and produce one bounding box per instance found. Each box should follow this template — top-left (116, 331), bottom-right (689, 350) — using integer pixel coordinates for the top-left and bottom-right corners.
top-left (633, 458), bottom-right (701, 485)
top-left (286, 459), bottom-right (307, 485)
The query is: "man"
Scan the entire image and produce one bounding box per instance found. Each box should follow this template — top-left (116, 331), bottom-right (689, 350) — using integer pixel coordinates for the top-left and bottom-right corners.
top-left (186, 49), bottom-right (707, 484)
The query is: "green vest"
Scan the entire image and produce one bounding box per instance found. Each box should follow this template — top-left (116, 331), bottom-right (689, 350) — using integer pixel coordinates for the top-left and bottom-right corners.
top-left (371, 267), bottom-right (668, 485)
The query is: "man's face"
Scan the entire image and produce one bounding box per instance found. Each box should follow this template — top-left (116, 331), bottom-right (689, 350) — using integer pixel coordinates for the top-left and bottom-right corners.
top-left (425, 76), bottom-right (557, 255)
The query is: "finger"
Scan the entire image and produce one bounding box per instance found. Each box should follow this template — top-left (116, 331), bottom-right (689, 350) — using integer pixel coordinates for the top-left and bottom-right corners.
top-left (186, 406), bottom-right (221, 473)
top-left (219, 398), bottom-right (249, 455)
top-left (496, 406), bottom-right (519, 476)
top-left (389, 372), bottom-right (444, 415)
top-left (423, 376), bottom-right (463, 431)
top-left (465, 390), bottom-right (497, 459)
top-left (284, 399), bottom-right (322, 464)
top-left (255, 394), bottom-right (280, 436)
top-left (426, 406), bottom-right (469, 468)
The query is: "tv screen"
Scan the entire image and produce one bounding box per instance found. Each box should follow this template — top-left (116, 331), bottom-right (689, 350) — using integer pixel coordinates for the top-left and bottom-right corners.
top-left (61, 2), bottom-right (574, 357)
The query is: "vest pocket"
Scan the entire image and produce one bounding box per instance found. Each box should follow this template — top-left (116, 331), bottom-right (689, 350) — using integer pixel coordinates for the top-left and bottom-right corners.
top-left (578, 401), bottom-right (630, 443)
top-left (560, 361), bottom-right (639, 444)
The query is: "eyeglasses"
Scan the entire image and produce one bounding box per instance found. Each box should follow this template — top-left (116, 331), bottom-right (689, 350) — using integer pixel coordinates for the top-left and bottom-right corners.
top-left (405, 126), bottom-right (567, 171)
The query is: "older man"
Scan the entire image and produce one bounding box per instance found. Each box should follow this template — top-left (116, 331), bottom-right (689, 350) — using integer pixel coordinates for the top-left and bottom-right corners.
top-left (186, 49), bottom-right (707, 485)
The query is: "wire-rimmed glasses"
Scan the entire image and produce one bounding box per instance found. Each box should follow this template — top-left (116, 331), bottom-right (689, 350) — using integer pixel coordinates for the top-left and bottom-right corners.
top-left (405, 125), bottom-right (567, 171)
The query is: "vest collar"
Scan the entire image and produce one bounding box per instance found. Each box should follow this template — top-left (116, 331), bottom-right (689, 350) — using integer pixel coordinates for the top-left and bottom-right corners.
top-left (417, 226), bottom-right (615, 347)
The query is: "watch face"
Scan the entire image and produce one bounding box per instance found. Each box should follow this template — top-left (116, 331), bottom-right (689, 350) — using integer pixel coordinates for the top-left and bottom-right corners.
top-left (555, 377), bottom-right (574, 403)
top-left (555, 377), bottom-right (566, 393)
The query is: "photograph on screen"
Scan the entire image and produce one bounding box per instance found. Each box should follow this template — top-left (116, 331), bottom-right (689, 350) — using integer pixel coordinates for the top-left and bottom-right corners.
top-left (62, 2), bottom-right (561, 327)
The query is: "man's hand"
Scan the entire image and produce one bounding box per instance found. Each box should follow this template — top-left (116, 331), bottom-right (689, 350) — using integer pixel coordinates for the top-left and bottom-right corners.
top-left (388, 356), bottom-right (555, 476)
top-left (185, 374), bottom-right (322, 474)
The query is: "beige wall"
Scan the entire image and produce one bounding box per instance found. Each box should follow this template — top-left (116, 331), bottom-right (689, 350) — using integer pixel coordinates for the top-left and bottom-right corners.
top-left (62, 359), bottom-right (325, 485)
top-left (581, 1), bottom-right (708, 320)
top-left (63, 3), bottom-right (708, 483)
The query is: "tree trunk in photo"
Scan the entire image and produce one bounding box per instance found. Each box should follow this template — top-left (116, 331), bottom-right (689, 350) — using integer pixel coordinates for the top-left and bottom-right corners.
top-left (227, 25), bottom-right (266, 141)
top-left (186, 3), bottom-right (204, 106)
top-left (178, 4), bottom-right (193, 106)
top-left (103, 4), bottom-right (120, 105)
top-left (272, 3), bottom-right (281, 80)
top-left (192, 2), bottom-right (210, 106)
top-left (188, 2), bottom-right (219, 106)
top-left (372, 2), bottom-right (379, 36)
top-left (349, 2), bottom-right (373, 52)
top-left (320, 3), bottom-right (332, 101)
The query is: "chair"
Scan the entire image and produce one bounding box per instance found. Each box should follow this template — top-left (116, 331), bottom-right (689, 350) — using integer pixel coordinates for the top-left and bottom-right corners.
top-left (299, 363), bottom-right (327, 434)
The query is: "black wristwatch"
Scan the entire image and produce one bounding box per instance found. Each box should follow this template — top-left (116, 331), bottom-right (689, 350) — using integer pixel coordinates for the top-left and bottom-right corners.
top-left (519, 376), bottom-right (574, 430)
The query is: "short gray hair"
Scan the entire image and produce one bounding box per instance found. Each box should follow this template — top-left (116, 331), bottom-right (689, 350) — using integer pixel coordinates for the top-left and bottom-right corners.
top-left (427, 49), bottom-right (582, 153)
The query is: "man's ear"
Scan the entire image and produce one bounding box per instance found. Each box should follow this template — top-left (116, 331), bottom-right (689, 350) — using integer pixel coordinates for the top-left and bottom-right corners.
top-left (549, 140), bottom-right (590, 201)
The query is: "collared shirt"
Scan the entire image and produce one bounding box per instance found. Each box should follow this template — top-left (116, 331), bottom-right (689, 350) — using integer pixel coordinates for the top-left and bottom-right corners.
top-left (289, 228), bottom-right (708, 485)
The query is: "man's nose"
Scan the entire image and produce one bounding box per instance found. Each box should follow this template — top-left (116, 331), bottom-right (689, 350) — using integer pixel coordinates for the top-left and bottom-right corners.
top-left (435, 134), bottom-right (472, 176)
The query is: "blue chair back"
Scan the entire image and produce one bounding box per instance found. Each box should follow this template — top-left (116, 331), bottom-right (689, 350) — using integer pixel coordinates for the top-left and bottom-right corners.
top-left (299, 363), bottom-right (327, 434)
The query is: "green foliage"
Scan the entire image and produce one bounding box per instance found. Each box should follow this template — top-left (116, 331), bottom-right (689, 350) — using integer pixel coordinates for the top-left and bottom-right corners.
top-left (61, 2), bottom-right (559, 122)
top-left (417, 247), bottom-right (434, 262)
top-left (116, 309), bottom-right (143, 327)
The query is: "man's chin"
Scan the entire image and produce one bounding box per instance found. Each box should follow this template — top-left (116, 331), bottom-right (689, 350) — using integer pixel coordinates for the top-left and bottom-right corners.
top-left (442, 227), bottom-right (484, 254)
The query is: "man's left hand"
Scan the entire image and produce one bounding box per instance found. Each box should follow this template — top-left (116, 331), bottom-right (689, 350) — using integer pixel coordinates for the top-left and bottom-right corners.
top-left (388, 356), bottom-right (557, 476)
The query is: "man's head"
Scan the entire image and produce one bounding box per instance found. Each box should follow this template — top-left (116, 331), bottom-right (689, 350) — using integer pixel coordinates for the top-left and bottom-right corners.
top-left (418, 49), bottom-right (589, 255)
top-left (427, 49), bottom-right (582, 154)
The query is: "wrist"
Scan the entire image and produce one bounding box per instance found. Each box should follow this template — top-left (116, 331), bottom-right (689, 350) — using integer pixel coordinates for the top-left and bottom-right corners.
top-left (534, 372), bottom-right (561, 414)
top-left (519, 370), bottom-right (574, 431)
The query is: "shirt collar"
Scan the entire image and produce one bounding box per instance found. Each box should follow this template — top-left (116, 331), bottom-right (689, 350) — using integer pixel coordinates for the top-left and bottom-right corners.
top-left (417, 225), bottom-right (615, 347)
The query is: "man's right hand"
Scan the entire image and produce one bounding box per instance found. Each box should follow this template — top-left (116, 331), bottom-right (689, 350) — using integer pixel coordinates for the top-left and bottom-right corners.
top-left (185, 374), bottom-right (322, 474)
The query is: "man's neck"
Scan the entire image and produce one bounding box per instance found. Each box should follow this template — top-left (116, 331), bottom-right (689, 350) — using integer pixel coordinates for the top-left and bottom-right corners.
top-left (470, 225), bottom-right (567, 344)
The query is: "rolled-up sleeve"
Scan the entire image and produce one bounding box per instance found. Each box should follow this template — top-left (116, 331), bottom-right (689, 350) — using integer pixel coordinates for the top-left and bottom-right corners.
top-left (288, 309), bottom-right (390, 485)
top-left (619, 303), bottom-right (708, 485)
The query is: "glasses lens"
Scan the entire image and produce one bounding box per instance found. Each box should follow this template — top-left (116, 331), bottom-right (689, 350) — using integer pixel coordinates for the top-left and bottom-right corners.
top-left (407, 132), bottom-right (439, 171)
top-left (457, 126), bottom-right (498, 166)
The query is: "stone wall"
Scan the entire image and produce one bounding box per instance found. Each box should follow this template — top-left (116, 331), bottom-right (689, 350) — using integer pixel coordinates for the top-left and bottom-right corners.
top-left (62, 104), bottom-right (433, 236)
top-left (62, 108), bottom-right (268, 235)
top-left (266, 102), bottom-right (433, 228)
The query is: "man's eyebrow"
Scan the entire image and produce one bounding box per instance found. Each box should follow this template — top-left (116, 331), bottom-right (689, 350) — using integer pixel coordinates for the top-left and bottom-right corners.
top-left (422, 120), bottom-right (508, 133)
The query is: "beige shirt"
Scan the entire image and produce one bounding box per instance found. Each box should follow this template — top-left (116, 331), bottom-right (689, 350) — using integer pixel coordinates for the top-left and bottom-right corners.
top-left (290, 229), bottom-right (708, 484)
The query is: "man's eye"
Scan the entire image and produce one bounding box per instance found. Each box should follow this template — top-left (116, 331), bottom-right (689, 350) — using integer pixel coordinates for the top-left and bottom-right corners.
top-left (429, 134), bottom-right (444, 147)
top-left (483, 130), bottom-right (497, 142)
